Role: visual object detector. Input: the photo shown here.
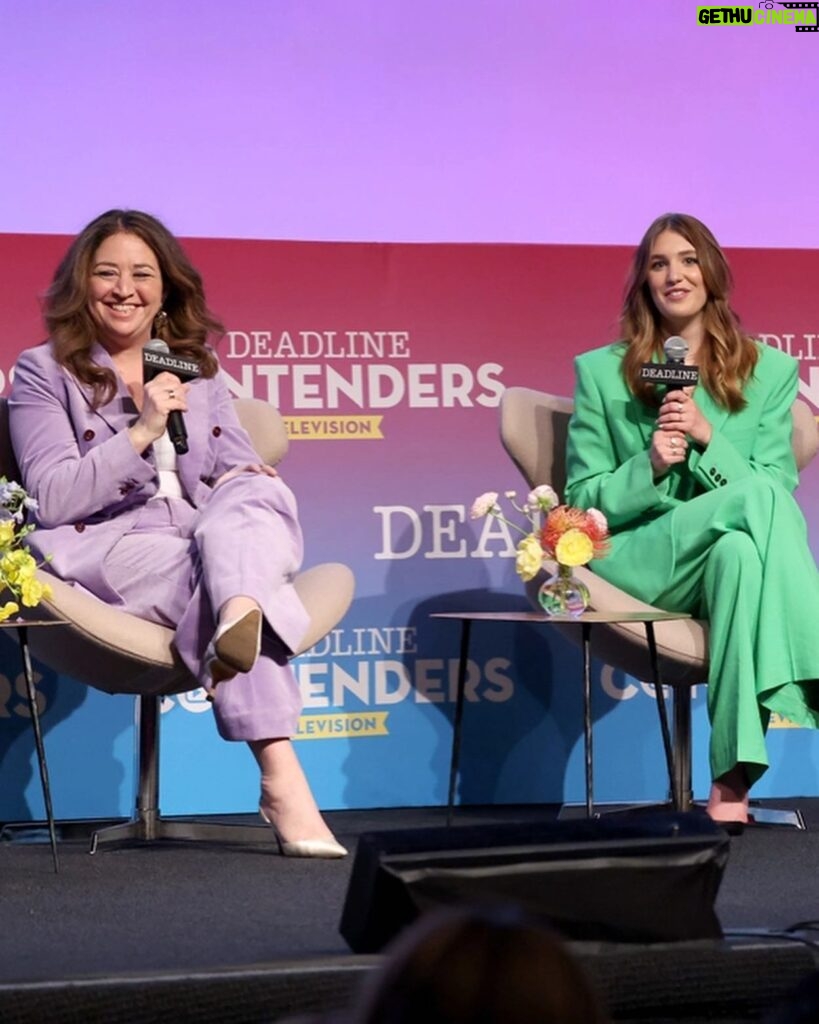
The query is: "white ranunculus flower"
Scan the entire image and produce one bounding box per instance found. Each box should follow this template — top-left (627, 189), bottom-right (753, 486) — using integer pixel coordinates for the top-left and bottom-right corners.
top-left (526, 484), bottom-right (559, 513)
top-left (469, 491), bottom-right (500, 519)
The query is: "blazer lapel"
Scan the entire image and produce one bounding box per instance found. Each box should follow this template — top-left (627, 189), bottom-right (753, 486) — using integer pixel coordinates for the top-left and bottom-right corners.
top-left (691, 382), bottom-right (731, 440)
top-left (72, 343), bottom-right (140, 436)
top-left (69, 344), bottom-right (211, 498)
top-left (625, 397), bottom-right (659, 449)
top-left (176, 377), bottom-right (209, 497)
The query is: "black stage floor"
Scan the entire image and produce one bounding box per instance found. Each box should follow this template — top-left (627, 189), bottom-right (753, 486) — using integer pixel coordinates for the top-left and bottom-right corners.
top-left (2, 801), bottom-right (819, 1023)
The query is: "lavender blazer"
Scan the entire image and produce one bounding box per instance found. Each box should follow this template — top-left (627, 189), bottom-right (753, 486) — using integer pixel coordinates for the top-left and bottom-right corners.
top-left (8, 341), bottom-right (281, 607)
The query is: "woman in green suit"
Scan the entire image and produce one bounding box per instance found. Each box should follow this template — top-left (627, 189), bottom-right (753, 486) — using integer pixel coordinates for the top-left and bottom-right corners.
top-left (565, 212), bottom-right (819, 825)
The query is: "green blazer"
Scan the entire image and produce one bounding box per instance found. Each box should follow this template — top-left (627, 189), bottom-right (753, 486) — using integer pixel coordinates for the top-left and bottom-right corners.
top-left (565, 340), bottom-right (799, 541)
top-left (564, 341), bottom-right (819, 776)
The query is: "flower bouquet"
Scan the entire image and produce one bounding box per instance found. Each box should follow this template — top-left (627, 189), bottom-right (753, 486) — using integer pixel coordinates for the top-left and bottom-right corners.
top-left (0, 478), bottom-right (52, 622)
top-left (470, 485), bottom-right (609, 616)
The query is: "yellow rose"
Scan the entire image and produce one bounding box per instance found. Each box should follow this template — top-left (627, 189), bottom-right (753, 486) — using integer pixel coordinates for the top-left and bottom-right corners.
top-left (555, 528), bottom-right (594, 567)
top-left (0, 520), bottom-right (16, 550)
top-left (0, 600), bottom-right (19, 622)
top-left (515, 534), bottom-right (544, 582)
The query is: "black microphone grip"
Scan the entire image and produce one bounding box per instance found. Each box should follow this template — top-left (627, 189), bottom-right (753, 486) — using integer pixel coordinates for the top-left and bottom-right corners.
top-left (142, 338), bottom-right (199, 455)
top-left (166, 410), bottom-right (189, 455)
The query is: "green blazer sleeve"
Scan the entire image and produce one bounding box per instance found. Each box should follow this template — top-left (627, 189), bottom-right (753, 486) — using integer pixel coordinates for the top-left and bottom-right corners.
top-left (564, 341), bottom-right (800, 534)
top-left (687, 344), bottom-right (799, 495)
top-left (565, 344), bottom-right (682, 531)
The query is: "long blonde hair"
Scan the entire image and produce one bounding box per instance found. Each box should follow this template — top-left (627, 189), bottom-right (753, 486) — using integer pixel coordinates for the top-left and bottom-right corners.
top-left (620, 212), bottom-right (758, 411)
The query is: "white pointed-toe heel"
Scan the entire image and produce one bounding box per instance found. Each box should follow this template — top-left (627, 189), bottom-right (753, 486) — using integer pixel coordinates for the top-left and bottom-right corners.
top-left (259, 806), bottom-right (348, 859)
top-left (205, 608), bottom-right (263, 688)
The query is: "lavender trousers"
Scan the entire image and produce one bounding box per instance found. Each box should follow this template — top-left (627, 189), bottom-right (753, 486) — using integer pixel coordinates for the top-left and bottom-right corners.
top-left (102, 473), bottom-right (310, 742)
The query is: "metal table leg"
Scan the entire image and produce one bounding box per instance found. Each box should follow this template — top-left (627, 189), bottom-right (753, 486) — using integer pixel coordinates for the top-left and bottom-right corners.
top-left (581, 621), bottom-right (593, 817)
top-left (672, 682), bottom-right (694, 813)
top-left (447, 619), bottom-right (472, 826)
top-left (17, 624), bottom-right (59, 872)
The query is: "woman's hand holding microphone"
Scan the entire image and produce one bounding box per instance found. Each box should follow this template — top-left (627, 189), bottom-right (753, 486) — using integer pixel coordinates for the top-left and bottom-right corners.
top-left (650, 388), bottom-right (712, 476)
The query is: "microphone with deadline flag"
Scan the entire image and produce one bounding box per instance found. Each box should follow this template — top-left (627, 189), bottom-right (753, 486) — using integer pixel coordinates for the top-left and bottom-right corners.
top-left (142, 339), bottom-right (200, 455)
top-left (640, 335), bottom-right (699, 392)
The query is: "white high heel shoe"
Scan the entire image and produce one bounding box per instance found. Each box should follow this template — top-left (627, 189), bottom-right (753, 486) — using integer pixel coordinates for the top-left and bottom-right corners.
top-left (259, 806), bottom-right (348, 859)
top-left (205, 608), bottom-right (263, 688)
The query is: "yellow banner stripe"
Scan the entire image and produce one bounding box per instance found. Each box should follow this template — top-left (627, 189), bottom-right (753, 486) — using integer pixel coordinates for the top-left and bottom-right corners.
top-left (284, 415), bottom-right (384, 440)
top-left (769, 713), bottom-right (802, 730)
top-left (295, 711), bottom-right (390, 739)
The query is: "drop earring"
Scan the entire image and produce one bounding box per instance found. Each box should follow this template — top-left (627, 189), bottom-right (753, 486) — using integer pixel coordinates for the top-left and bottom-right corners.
top-left (153, 309), bottom-right (169, 336)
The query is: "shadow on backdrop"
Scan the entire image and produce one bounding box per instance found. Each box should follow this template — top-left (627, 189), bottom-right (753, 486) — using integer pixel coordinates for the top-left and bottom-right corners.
top-left (0, 628), bottom-right (126, 823)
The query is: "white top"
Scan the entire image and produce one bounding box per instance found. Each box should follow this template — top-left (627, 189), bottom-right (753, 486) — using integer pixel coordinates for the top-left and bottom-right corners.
top-left (151, 431), bottom-right (184, 500)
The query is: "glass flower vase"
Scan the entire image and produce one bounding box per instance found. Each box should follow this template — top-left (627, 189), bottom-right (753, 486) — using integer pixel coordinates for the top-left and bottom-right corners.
top-left (537, 563), bottom-right (590, 617)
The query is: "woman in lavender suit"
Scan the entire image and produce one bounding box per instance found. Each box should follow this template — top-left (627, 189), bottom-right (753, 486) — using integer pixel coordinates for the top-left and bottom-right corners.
top-left (8, 209), bottom-right (346, 858)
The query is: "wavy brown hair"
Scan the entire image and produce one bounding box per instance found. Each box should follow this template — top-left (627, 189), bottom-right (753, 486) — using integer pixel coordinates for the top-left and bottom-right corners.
top-left (620, 212), bottom-right (758, 411)
top-left (44, 209), bottom-right (222, 406)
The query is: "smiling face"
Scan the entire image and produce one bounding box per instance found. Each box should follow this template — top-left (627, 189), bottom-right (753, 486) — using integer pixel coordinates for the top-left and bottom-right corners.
top-left (646, 229), bottom-right (709, 333)
top-left (87, 231), bottom-right (163, 351)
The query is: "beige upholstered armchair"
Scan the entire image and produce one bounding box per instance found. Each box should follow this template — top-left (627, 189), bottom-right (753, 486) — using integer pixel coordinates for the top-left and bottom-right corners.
top-left (500, 386), bottom-right (818, 817)
top-left (0, 397), bottom-right (354, 852)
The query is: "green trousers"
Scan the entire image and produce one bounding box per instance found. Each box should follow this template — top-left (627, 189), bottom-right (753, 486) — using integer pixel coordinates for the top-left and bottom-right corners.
top-left (593, 476), bottom-right (819, 784)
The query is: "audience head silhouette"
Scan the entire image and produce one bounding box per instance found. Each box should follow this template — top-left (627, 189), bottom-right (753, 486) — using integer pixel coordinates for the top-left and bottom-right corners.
top-left (347, 903), bottom-right (609, 1024)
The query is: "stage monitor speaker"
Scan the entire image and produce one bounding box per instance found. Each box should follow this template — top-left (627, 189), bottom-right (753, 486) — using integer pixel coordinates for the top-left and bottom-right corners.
top-left (339, 811), bottom-right (730, 953)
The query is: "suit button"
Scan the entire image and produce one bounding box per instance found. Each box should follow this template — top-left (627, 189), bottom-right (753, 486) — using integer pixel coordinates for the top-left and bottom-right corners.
top-left (83, 429), bottom-right (95, 441)
top-left (212, 426), bottom-right (222, 437)
top-left (708, 466), bottom-right (716, 477)
top-left (74, 523), bottom-right (86, 533)
top-left (719, 479), bottom-right (727, 486)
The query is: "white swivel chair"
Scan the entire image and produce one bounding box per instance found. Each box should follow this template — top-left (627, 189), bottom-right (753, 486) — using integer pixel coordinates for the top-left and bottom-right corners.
top-left (0, 397), bottom-right (354, 851)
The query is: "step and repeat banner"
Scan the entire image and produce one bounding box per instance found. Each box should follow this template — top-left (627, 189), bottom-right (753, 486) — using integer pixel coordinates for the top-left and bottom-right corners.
top-left (1, 234), bottom-right (817, 821)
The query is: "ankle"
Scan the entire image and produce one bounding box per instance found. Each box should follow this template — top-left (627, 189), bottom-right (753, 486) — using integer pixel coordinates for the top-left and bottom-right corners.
top-left (706, 766), bottom-right (750, 822)
top-left (258, 793), bottom-right (334, 843)
top-left (250, 740), bottom-right (335, 842)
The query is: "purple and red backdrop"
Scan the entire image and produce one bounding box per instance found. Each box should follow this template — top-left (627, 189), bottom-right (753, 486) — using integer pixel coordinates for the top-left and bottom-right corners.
top-left (0, 233), bottom-right (817, 820)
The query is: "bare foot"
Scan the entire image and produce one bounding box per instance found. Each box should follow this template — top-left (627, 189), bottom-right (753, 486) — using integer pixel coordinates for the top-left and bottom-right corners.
top-left (250, 738), bottom-right (337, 844)
top-left (706, 766), bottom-right (749, 823)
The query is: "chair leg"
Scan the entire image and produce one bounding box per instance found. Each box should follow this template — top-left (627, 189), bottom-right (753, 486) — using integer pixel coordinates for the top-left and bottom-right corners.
top-left (644, 623), bottom-right (677, 809)
top-left (18, 625), bottom-right (59, 872)
top-left (90, 695), bottom-right (279, 852)
top-left (750, 805), bottom-right (806, 828)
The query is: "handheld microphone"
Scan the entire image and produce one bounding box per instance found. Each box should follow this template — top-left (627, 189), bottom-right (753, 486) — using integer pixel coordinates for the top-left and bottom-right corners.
top-left (639, 335), bottom-right (699, 391)
top-left (662, 335), bottom-right (692, 393)
top-left (663, 335), bottom-right (688, 364)
top-left (142, 339), bottom-right (200, 455)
